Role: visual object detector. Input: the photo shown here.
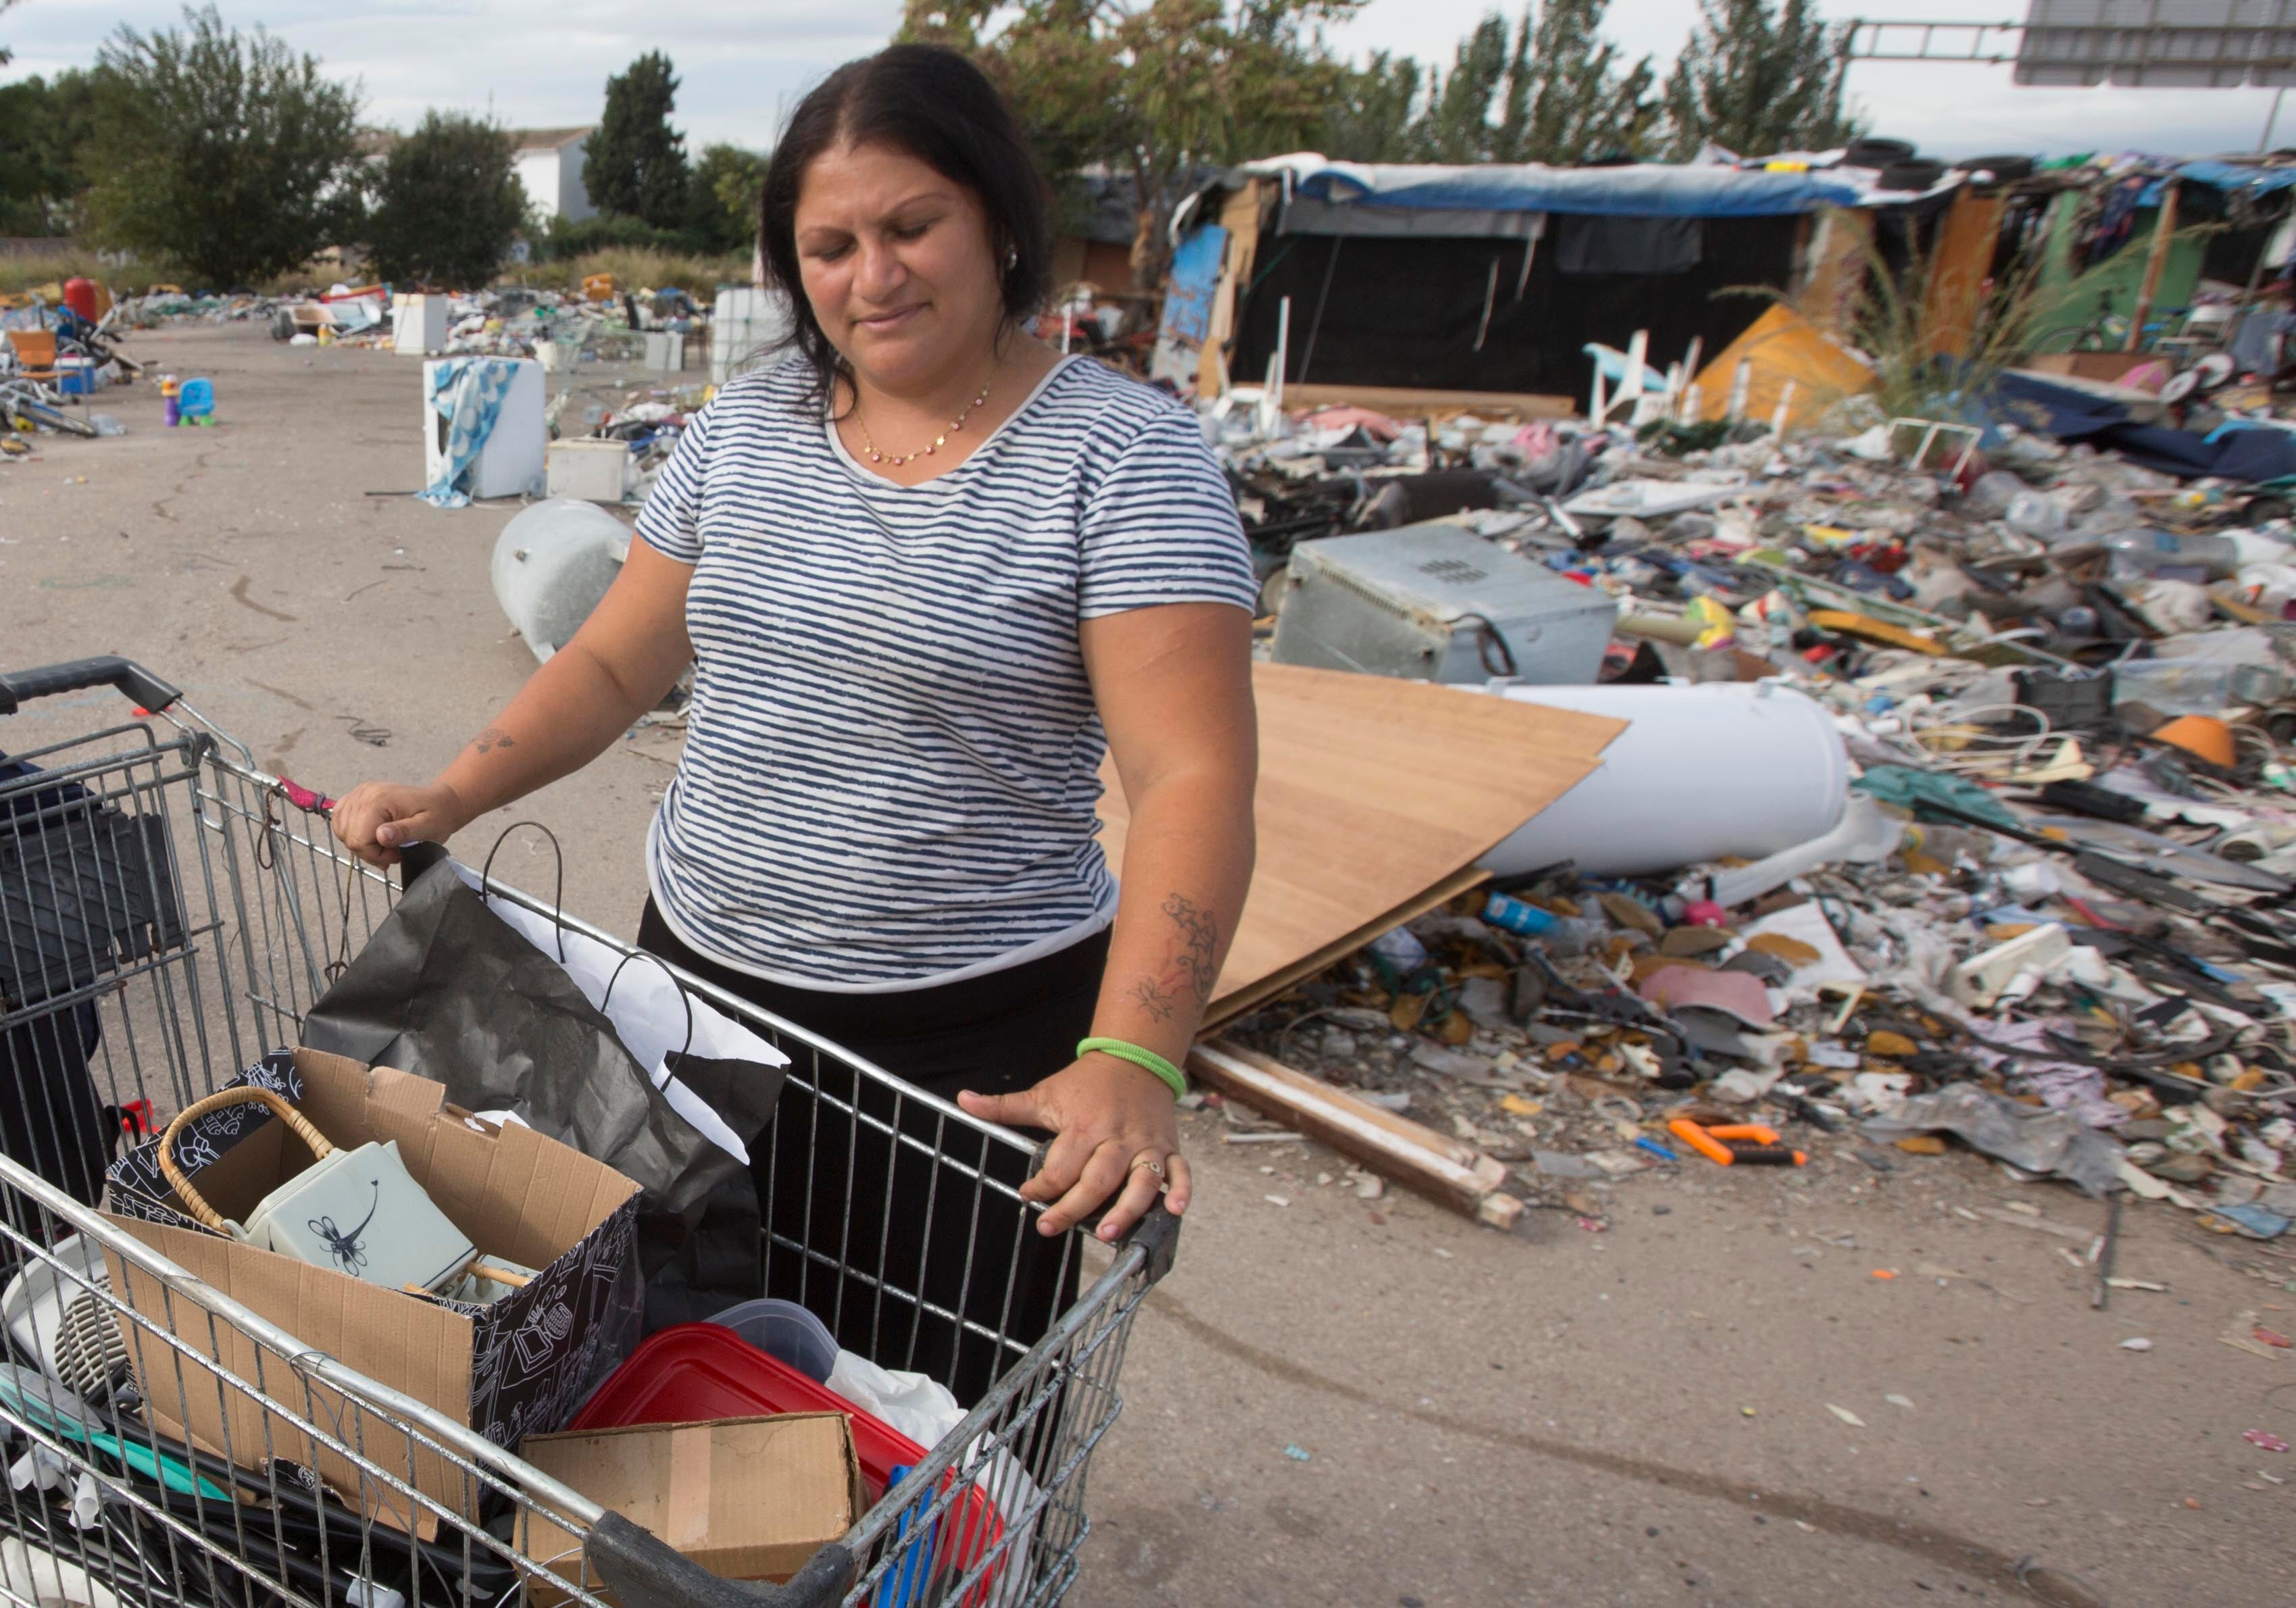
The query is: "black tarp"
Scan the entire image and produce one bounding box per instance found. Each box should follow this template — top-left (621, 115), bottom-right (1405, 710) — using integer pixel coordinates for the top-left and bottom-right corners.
top-left (1230, 215), bottom-right (1799, 399)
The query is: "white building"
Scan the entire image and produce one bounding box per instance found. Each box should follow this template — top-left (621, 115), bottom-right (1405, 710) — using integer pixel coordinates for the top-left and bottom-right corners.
top-left (511, 128), bottom-right (597, 223)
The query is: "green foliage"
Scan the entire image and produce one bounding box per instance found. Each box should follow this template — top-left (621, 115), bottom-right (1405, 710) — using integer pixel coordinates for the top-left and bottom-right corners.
top-left (510, 244), bottom-right (753, 299)
top-left (1512, 0), bottom-right (1658, 163)
top-left (536, 211), bottom-right (710, 262)
top-left (1321, 51), bottom-right (1424, 163)
top-left (366, 111), bottom-right (523, 287)
top-left (0, 70), bottom-right (99, 234)
top-left (81, 5), bottom-right (362, 287)
top-left (586, 51), bottom-right (690, 229)
top-left (1659, 0), bottom-right (1858, 160)
top-left (1321, 3), bottom-right (1655, 166)
top-left (689, 142), bottom-right (766, 257)
top-left (907, 1), bottom-right (1365, 284)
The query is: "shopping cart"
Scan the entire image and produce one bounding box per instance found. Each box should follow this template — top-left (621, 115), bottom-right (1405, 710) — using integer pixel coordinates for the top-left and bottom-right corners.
top-left (0, 657), bottom-right (1178, 1608)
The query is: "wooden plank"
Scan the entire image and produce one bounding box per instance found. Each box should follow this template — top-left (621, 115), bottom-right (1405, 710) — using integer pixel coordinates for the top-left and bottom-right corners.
top-left (1197, 180), bottom-right (1266, 397)
top-left (1190, 1039), bottom-right (1523, 1228)
top-left (1099, 663), bottom-right (1621, 1022)
top-left (1276, 382), bottom-right (1576, 421)
top-left (2126, 181), bottom-right (2180, 353)
top-left (1922, 193), bottom-right (2006, 359)
top-left (1201, 866), bottom-right (1489, 1030)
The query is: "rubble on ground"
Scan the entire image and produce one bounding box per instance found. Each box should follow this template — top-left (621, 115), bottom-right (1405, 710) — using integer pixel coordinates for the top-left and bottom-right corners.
top-left (1212, 374), bottom-right (2296, 1250)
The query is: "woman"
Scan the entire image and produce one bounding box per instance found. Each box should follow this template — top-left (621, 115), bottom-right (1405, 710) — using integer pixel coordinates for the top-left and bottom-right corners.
top-left (333, 45), bottom-right (1256, 1399)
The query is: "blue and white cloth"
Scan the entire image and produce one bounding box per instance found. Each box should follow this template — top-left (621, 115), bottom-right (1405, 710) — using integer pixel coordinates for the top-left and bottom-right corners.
top-left (418, 357), bottom-right (520, 509)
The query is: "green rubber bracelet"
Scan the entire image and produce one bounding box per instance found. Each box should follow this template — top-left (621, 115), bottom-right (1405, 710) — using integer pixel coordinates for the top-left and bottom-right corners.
top-left (1077, 1036), bottom-right (1187, 1101)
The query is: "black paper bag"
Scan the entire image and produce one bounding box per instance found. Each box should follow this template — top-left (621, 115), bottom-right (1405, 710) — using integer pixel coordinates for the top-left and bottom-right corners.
top-left (301, 857), bottom-right (780, 1327)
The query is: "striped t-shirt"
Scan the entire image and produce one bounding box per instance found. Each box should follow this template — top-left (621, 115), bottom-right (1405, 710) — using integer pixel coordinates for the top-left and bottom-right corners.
top-left (636, 355), bottom-right (1257, 991)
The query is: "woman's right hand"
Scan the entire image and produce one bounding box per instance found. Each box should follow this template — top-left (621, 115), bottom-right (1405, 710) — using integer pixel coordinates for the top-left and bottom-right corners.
top-left (331, 781), bottom-right (472, 869)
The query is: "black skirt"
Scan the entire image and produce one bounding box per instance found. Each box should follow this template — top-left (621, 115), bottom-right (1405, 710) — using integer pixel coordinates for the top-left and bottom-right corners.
top-left (638, 899), bottom-right (1105, 1403)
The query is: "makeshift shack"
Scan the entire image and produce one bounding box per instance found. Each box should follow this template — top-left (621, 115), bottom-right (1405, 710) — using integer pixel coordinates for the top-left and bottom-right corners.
top-left (1164, 153), bottom-right (1967, 407)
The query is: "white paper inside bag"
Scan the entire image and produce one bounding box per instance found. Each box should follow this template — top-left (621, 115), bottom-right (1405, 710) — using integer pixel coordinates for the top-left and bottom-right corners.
top-left (449, 862), bottom-right (785, 1165)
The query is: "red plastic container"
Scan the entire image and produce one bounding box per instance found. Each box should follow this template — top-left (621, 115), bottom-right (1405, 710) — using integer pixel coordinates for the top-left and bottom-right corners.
top-left (61, 278), bottom-right (99, 324)
top-left (570, 1324), bottom-right (1005, 1601)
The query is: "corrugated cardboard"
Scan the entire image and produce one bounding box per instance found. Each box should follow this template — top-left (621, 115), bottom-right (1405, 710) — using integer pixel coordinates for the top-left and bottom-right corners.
top-left (100, 1048), bottom-right (642, 1535)
top-left (518, 1413), bottom-right (864, 1604)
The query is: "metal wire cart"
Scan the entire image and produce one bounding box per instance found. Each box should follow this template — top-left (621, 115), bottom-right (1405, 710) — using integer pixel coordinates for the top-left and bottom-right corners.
top-left (0, 657), bottom-right (1177, 1608)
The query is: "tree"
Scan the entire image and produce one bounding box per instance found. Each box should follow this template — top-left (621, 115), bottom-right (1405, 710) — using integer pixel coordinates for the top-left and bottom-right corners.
top-left (908, 1), bottom-right (1365, 286)
top-left (81, 5), bottom-right (361, 285)
top-left (1320, 4), bottom-right (1657, 168)
top-left (689, 142), bottom-right (766, 257)
top-left (586, 51), bottom-right (689, 229)
top-left (1415, 11), bottom-right (1514, 164)
top-left (1659, 0), bottom-right (1857, 159)
top-left (1322, 51), bottom-right (1424, 163)
top-left (1510, 0), bottom-right (1657, 164)
top-left (0, 70), bottom-right (101, 235)
top-left (366, 111), bottom-right (522, 286)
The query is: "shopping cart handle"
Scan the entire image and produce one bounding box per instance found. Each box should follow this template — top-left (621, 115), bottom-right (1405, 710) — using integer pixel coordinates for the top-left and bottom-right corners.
top-left (1109, 1198), bottom-right (1182, 1284)
top-left (586, 1511), bottom-right (853, 1608)
top-left (0, 656), bottom-right (182, 717)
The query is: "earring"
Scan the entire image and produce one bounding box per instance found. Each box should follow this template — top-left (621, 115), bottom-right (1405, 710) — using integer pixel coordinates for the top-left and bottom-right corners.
top-left (1005, 247), bottom-right (1018, 270)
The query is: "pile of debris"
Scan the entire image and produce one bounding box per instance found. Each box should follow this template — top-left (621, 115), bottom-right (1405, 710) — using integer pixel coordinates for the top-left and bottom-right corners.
top-left (1205, 378), bottom-right (2296, 1251)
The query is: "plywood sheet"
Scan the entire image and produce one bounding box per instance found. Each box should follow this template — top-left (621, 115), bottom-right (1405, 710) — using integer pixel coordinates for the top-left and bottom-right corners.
top-left (1097, 663), bottom-right (1622, 1025)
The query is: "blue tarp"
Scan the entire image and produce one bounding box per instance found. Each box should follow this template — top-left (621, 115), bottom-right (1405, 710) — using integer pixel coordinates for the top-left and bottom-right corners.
top-left (1243, 157), bottom-right (1901, 220)
top-left (2174, 159), bottom-right (2296, 199)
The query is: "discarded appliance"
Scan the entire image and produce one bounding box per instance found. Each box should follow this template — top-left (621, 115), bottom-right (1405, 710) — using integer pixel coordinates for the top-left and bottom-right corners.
top-left (545, 439), bottom-right (631, 503)
top-left (393, 294), bottom-right (449, 357)
top-left (421, 357), bottom-right (545, 504)
top-left (1271, 522), bottom-right (1616, 685)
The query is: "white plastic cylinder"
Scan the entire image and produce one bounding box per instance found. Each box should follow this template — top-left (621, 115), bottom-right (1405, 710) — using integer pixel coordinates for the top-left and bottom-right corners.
top-left (1471, 681), bottom-right (1849, 878)
top-left (491, 499), bottom-right (632, 663)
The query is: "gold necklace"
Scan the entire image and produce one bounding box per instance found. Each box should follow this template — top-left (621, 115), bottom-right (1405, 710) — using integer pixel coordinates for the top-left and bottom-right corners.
top-left (852, 378), bottom-right (993, 468)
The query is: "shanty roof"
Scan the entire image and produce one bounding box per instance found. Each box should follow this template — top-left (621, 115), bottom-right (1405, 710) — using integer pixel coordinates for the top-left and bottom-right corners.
top-left (509, 126), bottom-right (594, 153)
top-left (1228, 152), bottom-right (1957, 230)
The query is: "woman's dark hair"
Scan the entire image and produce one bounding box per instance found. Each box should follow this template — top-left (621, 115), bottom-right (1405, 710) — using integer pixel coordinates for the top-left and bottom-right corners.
top-left (759, 44), bottom-right (1051, 407)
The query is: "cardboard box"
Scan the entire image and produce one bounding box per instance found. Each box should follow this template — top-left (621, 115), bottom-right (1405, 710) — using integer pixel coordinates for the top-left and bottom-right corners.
top-left (2024, 350), bottom-right (2155, 384)
top-left (518, 1413), bottom-right (864, 1603)
top-left (101, 1048), bottom-right (642, 1532)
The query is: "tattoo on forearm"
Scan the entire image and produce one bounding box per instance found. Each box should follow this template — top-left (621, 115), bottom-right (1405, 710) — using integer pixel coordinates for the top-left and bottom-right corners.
top-left (1160, 893), bottom-right (1220, 1003)
top-left (1127, 978), bottom-right (1178, 1022)
top-left (471, 727), bottom-right (516, 755)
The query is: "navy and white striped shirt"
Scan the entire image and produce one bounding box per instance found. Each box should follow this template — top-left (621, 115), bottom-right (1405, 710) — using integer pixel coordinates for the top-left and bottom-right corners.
top-left (637, 355), bottom-right (1257, 990)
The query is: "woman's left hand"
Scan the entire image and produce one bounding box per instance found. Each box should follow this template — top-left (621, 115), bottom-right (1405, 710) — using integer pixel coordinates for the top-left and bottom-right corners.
top-left (957, 1053), bottom-right (1191, 1242)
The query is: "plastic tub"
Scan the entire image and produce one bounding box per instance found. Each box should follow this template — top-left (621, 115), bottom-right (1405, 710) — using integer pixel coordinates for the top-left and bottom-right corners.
top-left (705, 1296), bottom-right (839, 1382)
top-left (572, 1324), bottom-right (1003, 1605)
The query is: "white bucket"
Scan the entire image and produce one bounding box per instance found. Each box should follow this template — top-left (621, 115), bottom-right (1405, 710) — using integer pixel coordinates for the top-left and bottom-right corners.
top-left (1472, 681), bottom-right (1849, 878)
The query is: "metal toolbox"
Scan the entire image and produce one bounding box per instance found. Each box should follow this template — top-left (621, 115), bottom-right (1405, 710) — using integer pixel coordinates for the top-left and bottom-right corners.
top-left (1271, 522), bottom-right (1618, 684)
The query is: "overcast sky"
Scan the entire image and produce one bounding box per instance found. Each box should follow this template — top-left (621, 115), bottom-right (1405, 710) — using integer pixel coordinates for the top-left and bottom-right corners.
top-left (3, 0), bottom-right (2291, 161)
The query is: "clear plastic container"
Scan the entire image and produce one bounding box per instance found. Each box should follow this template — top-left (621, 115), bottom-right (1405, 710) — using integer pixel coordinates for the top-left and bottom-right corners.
top-left (2004, 489), bottom-right (2067, 539)
top-left (705, 1297), bottom-right (839, 1382)
top-left (2101, 528), bottom-right (2242, 581)
top-left (2113, 657), bottom-right (2288, 715)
